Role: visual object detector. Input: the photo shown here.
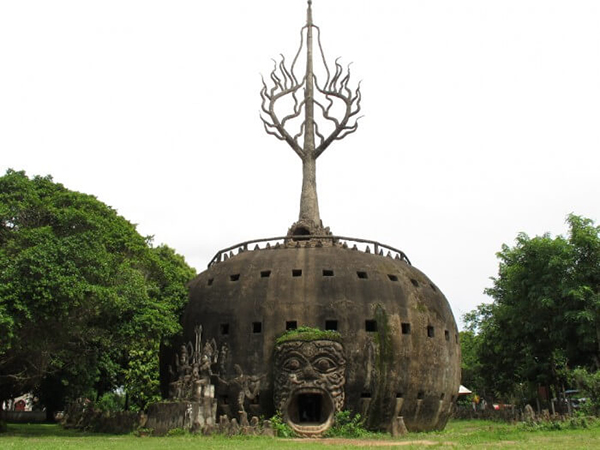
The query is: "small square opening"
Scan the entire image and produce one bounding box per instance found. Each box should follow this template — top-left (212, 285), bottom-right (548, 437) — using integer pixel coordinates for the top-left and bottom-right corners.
top-left (401, 323), bottom-right (411, 335)
top-left (360, 393), bottom-right (371, 399)
top-left (417, 391), bottom-right (424, 400)
top-left (410, 279), bottom-right (419, 287)
top-left (252, 322), bottom-right (262, 334)
top-left (356, 271), bottom-right (368, 279)
top-left (286, 320), bottom-right (297, 330)
top-left (325, 320), bottom-right (338, 331)
top-left (396, 392), bottom-right (404, 399)
top-left (207, 278), bottom-right (214, 286)
top-left (292, 269), bottom-right (302, 277)
top-left (322, 269), bottom-right (334, 277)
top-left (230, 274), bottom-right (240, 282)
top-left (365, 320), bottom-right (377, 332)
top-left (388, 274), bottom-right (399, 282)
top-left (440, 393), bottom-right (445, 400)
top-left (220, 323), bottom-right (230, 335)
top-left (444, 330), bottom-right (450, 341)
top-left (260, 270), bottom-right (271, 278)
top-left (427, 325), bottom-right (435, 338)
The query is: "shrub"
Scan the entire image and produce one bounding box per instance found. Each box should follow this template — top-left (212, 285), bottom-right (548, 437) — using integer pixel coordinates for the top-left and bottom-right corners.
top-left (270, 412), bottom-right (295, 437)
top-left (325, 411), bottom-right (369, 438)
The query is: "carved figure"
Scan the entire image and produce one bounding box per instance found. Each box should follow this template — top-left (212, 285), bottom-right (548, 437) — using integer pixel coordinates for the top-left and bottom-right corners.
top-left (218, 364), bottom-right (262, 416)
top-left (169, 325), bottom-right (226, 401)
top-left (273, 339), bottom-right (346, 421)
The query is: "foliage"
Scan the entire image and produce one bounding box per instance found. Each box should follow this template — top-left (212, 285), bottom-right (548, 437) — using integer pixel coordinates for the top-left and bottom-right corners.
top-left (269, 411), bottom-right (295, 437)
top-left (464, 215), bottom-right (600, 402)
top-left (165, 427), bottom-right (188, 436)
top-left (133, 427), bottom-right (153, 437)
top-left (459, 330), bottom-right (485, 396)
top-left (275, 326), bottom-right (341, 345)
top-left (95, 391), bottom-right (126, 413)
top-left (324, 410), bottom-right (369, 438)
top-left (0, 170), bottom-right (196, 412)
top-left (572, 368), bottom-right (600, 416)
top-left (518, 416), bottom-right (591, 432)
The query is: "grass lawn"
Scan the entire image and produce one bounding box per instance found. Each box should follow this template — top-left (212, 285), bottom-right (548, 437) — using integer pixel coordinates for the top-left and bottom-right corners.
top-left (2, 419), bottom-right (600, 449)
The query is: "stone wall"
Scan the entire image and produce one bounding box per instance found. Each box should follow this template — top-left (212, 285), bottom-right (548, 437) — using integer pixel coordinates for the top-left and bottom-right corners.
top-left (146, 399), bottom-right (217, 435)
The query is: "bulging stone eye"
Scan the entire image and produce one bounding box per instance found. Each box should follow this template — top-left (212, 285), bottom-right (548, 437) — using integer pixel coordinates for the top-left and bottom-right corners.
top-left (283, 358), bottom-right (301, 371)
top-left (313, 357), bottom-right (336, 373)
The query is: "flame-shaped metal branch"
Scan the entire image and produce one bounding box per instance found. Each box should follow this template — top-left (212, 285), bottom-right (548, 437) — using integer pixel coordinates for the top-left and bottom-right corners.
top-left (260, 0), bottom-right (362, 231)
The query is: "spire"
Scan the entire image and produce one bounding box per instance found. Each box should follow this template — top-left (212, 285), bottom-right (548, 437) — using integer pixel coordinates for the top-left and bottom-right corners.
top-left (260, 0), bottom-right (362, 237)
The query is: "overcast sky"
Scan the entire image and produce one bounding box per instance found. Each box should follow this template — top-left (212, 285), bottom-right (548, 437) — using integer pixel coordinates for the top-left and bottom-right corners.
top-left (1, 0), bottom-right (599, 328)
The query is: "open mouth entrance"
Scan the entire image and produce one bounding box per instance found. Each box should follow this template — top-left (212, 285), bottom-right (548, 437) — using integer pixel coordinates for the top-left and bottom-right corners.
top-left (286, 391), bottom-right (335, 435)
top-left (299, 393), bottom-right (322, 423)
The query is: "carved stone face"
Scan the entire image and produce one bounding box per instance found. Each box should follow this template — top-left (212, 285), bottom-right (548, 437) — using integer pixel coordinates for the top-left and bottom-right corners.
top-left (274, 339), bottom-right (346, 435)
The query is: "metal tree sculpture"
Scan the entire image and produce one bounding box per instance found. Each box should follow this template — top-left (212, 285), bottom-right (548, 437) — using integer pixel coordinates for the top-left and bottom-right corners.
top-left (261, 0), bottom-right (362, 236)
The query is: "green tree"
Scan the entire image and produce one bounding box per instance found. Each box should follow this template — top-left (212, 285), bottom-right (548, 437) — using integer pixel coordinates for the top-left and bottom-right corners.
top-left (465, 215), bottom-right (600, 403)
top-left (0, 170), bottom-right (195, 414)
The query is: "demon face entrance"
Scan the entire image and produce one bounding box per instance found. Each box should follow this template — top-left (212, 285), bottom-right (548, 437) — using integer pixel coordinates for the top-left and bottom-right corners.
top-left (285, 391), bottom-right (335, 435)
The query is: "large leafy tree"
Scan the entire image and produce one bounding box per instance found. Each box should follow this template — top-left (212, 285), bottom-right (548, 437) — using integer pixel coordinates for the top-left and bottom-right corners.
top-left (0, 170), bottom-right (195, 413)
top-left (464, 215), bottom-right (600, 402)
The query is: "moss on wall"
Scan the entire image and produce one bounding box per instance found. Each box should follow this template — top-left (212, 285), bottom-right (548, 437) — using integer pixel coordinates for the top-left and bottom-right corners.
top-left (275, 326), bottom-right (342, 345)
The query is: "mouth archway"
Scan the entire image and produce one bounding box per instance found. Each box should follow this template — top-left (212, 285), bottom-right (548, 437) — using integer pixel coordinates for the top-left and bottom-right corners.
top-left (285, 389), bottom-right (335, 436)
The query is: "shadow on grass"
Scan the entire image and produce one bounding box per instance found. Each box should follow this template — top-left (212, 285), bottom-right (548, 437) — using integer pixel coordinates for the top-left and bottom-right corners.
top-left (3, 423), bottom-right (103, 438)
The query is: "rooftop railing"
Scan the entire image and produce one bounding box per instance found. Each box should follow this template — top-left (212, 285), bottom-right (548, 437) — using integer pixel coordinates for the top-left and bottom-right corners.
top-left (207, 235), bottom-right (411, 268)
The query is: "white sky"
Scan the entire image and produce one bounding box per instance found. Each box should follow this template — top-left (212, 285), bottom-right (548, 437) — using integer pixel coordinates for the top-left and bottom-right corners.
top-left (1, 1), bottom-right (599, 328)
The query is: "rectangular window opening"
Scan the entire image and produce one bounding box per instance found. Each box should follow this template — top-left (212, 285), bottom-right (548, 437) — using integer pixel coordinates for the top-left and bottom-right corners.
top-left (252, 322), bottom-right (262, 334)
top-left (325, 320), bottom-right (338, 331)
top-left (356, 271), bottom-right (368, 279)
top-left (207, 278), bottom-right (214, 286)
top-left (322, 269), bottom-right (334, 277)
top-left (427, 325), bottom-right (435, 338)
top-left (365, 320), bottom-right (377, 332)
top-left (455, 334), bottom-right (459, 344)
top-left (388, 274), bottom-right (399, 282)
top-left (417, 391), bottom-right (424, 400)
top-left (396, 392), bottom-right (404, 399)
top-left (220, 323), bottom-right (230, 335)
top-left (230, 274), bottom-right (240, 282)
top-left (401, 323), bottom-right (411, 335)
top-left (360, 393), bottom-right (371, 399)
top-left (292, 269), bottom-right (302, 277)
top-left (286, 320), bottom-right (297, 330)
top-left (440, 393), bottom-right (446, 400)
top-left (444, 330), bottom-right (450, 341)
top-left (260, 270), bottom-right (271, 278)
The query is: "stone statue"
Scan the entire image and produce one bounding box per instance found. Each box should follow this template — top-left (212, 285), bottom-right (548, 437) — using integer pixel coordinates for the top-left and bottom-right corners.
top-left (273, 339), bottom-right (346, 428)
top-left (169, 325), bottom-right (226, 401)
top-left (218, 364), bottom-right (262, 416)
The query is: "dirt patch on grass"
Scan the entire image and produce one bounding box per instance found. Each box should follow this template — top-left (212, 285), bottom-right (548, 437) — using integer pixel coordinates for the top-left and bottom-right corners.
top-left (290, 438), bottom-right (453, 446)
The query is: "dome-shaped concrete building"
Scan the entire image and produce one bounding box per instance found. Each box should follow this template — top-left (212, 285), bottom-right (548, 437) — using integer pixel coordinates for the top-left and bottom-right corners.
top-left (180, 1), bottom-right (460, 434)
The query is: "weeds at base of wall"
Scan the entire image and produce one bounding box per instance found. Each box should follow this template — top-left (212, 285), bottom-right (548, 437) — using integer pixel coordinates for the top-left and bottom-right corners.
top-left (270, 412), bottom-right (295, 438)
top-left (325, 411), bottom-right (373, 438)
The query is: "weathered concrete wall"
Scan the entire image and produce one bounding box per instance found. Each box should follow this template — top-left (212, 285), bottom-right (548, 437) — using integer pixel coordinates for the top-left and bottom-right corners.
top-left (181, 245), bottom-right (461, 432)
